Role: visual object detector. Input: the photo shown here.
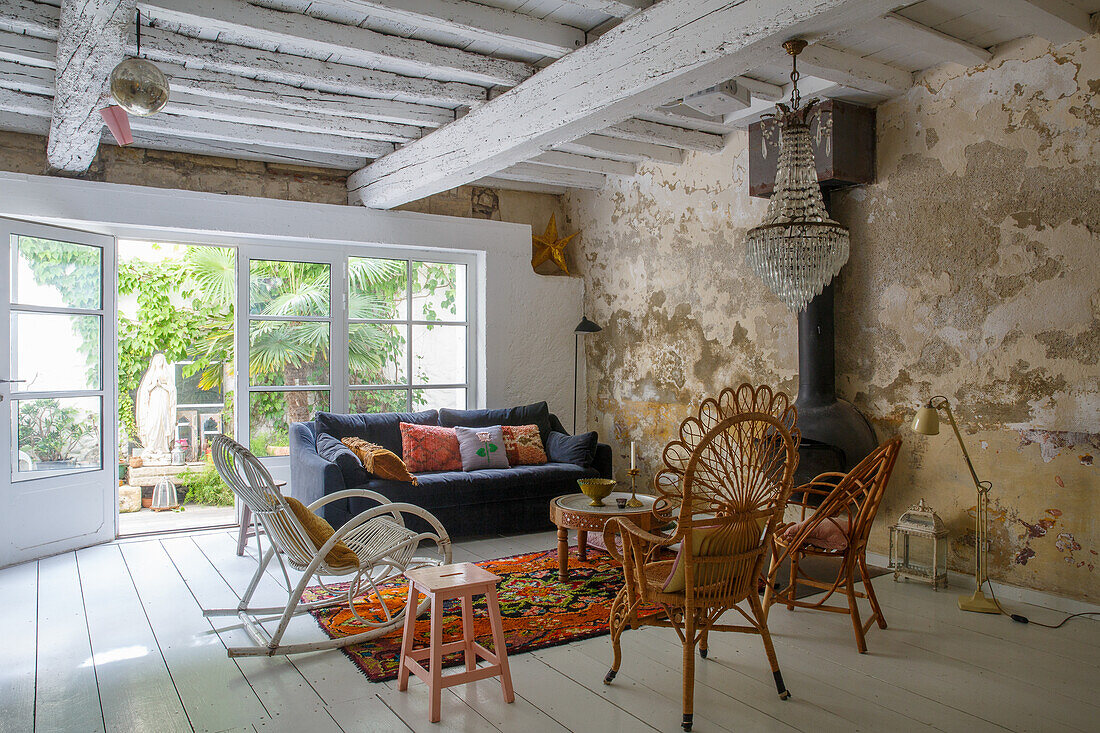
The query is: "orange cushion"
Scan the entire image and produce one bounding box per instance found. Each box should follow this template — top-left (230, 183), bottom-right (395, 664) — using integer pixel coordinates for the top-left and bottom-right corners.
top-left (285, 496), bottom-right (359, 569)
top-left (341, 436), bottom-right (418, 484)
top-left (399, 422), bottom-right (462, 473)
top-left (501, 424), bottom-right (548, 465)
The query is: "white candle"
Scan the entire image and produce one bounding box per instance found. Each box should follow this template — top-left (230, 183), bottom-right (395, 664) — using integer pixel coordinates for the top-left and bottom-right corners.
top-left (630, 441), bottom-right (636, 470)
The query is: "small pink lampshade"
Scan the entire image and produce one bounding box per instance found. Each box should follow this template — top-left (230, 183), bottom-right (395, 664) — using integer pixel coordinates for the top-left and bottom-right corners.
top-left (99, 105), bottom-right (133, 146)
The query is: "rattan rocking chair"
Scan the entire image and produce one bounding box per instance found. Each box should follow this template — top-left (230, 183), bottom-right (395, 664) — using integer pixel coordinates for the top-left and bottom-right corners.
top-left (764, 437), bottom-right (901, 653)
top-left (602, 384), bottom-right (800, 732)
top-left (203, 435), bottom-right (452, 657)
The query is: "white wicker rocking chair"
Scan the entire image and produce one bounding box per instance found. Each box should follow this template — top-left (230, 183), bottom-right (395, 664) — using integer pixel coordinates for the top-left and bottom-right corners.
top-left (203, 435), bottom-right (452, 657)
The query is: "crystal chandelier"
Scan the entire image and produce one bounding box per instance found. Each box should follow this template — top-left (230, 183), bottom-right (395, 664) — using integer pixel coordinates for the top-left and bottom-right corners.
top-left (744, 39), bottom-right (849, 312)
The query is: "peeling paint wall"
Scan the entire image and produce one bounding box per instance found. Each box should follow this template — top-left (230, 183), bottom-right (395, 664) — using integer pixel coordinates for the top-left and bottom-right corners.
top-left (564, 34), bottom-right (1099, 602)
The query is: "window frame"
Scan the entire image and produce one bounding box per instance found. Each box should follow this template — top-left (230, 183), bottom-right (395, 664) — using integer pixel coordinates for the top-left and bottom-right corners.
top-left (235, 240), bottom-right (478, 470)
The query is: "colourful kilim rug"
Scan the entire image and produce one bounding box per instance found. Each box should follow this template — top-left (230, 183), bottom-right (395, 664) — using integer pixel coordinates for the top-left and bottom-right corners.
top-left (306, 548), bottom-right (628, 682)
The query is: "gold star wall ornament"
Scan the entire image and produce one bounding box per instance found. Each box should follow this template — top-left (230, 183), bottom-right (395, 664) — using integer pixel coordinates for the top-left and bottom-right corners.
top-left (531, 214), bottom-right (579, 275)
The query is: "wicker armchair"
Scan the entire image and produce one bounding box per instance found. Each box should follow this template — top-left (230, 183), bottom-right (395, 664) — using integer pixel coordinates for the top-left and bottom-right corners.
top-left (602, 385), bottom-right (800, 732)
top-left (764, 438), bottom-right (901, 653)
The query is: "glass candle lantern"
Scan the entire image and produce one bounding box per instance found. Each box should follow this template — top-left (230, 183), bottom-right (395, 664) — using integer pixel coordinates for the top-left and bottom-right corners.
top-left (152, 477), bottom-right (179, 512)
top-left (888, 499), bottom-right (948, 589)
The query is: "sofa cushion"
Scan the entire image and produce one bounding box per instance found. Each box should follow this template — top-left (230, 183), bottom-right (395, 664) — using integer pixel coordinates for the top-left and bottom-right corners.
top-left (455, 426), bottom-right (510, 471)
top-left (341, 437), bottom-right (418, 484)
top-left (546, 430), bottom-right (598, 467)
top-left (501, 424), bottom-right (548, 465)
top-left (439, 401), bottom-right (552, 446)
top-left (400, 423), bottom-right (462, 472)
top-left (315, 431), bottom-right (367, 487)
top-left (315, 409), bottom-right (438, 457)
top-left (355, 462), bottom-right (599, 510)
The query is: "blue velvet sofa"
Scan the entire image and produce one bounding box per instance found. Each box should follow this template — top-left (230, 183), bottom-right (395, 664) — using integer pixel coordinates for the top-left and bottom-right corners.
top-left (289, 402), bottom-right (612, 537)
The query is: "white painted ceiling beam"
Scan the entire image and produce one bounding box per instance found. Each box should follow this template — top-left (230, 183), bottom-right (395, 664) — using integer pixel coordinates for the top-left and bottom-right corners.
top-left (116, 131), bottom-right (368, 169)
top-left (733, 75), bottom-right (785, 102)
top-left (601, 118), bottom-right (725, 152)
top-left (139, 0), bottom-right (533, 87)
top-left (0, 29), bottom-right (54, 67)
top-left (530, 150), bottom-right (636, 176)
top-left (349, 0), bottom-right (904, 207)
top-left (321, 0), bottom-right (585, 58)
top-left (866, 13), bottom-right (992, 67)
top-left (0, 30), bottom-right (455, 128)
top-left (987, 0), bottom-right (1094, 45)
top-left (554, 134), bottom-right (683, 165)
top-left (558, 0), bottom-right (651, 19)
top-left (491, 162), bottom-right (606, 190)
top-left (164, 92), bottom-right (421, 143)
top-left (46, 0), bottom-right (134, 174)
top-left (0, 53), bottom-right (424, 143)
top-left (136, 24), bottom-right (486, 108)
top-left (798, 43), bottom-right (912, 96)
top-left (640, 106), bottom-right (738, 135)
top-left (473, 176), bottom-right (568, 196)
top-left (155, 63), bottom-right (453, 129)
top-left (0, 85), bottom-right (395, 160)
top-left (0, 0), bottom-right (55, 37)
top-left (721, 75), bottom-right (841, 128)
top-left (0, 0), bottom-right (487, 107)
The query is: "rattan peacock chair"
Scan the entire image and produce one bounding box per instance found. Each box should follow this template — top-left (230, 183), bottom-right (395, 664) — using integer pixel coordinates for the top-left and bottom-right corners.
top-left (764, 437), bottom-right (901, 653)
top-left (602, 384), bottom-right (800, 731)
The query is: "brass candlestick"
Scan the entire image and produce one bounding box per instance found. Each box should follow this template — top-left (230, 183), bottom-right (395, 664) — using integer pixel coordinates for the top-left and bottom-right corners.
top-left (626, 468), bottom-right (643, 508)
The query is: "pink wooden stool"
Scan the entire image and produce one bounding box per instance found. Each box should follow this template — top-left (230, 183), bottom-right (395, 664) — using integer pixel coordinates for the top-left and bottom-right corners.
top-left (399, 563), bottom-right (515, 723)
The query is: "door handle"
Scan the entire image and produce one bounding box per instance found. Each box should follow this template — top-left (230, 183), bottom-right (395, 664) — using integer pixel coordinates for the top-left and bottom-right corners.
top-left (0, 378), bottom-right (26, 383)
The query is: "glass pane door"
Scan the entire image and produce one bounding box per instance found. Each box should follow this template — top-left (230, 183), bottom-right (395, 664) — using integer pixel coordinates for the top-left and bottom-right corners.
top-left (1, 219), bottom-right (116, 568)
top-left (244, 256), bottom-right (334, 457)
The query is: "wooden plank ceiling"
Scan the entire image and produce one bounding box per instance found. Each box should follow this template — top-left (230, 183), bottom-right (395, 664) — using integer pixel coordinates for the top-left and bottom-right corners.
top-left (0, 0), bottom-right (1096, 206)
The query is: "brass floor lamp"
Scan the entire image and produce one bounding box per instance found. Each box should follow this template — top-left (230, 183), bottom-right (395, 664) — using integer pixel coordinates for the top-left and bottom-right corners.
top-left (912, 397), bottom-right (1000, 614)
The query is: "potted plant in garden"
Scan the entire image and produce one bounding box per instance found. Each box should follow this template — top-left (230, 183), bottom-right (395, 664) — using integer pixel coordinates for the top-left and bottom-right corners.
top-left (17, 399), bottom-right (98, 470)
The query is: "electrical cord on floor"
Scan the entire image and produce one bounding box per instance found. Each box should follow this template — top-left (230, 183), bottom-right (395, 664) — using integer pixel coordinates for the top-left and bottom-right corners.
top-left (982, 577), bottom-right (1100, 629)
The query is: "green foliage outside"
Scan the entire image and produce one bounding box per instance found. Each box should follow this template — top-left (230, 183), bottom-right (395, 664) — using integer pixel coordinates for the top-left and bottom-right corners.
top-left (17, 399), bottom-right (98, 463)
top-left (177, 459), bottom-right (235, 506)
top-left (17, 239), bottom-right (460, 491)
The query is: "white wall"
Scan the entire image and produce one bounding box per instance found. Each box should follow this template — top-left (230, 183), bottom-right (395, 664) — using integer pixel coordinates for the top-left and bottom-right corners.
top-left (0, 171), bottom-right (584, 432)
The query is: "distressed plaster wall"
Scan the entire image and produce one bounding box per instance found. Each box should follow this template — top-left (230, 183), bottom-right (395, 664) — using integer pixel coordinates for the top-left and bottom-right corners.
top-left (564, 34), bottom-right (1099, 602)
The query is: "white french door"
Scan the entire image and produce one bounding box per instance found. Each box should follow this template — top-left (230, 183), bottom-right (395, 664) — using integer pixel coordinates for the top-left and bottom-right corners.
top-left (1, 218), bottom-right (116, 567)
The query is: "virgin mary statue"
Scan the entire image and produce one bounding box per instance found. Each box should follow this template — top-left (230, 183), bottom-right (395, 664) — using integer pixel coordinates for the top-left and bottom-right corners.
top-left (137, 354), bottom-right (176, 463)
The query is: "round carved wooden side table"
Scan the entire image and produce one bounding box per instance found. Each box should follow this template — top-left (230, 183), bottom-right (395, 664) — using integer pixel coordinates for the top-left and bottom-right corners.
top-left (549, 492), bottom-right (658, 581)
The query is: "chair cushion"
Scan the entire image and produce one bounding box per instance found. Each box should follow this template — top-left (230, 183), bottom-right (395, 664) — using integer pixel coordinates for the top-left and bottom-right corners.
top-left (341, 437), bottom-right (418, 484)
top-left (781, 515), bottom-right (849, 551)
top-left (438, 402), bottom-right (552, 446)
top-left (400, 423), bottom-right (462, 472)
top-left (284, 496), bottom-right (359, 569)
top-left (545, 430), bottom-right (598, 467)
top-left (315, 431), bottom-right (368, 487)
top-left (502, 424), bottom-right (548, 465)
top-left (662, 519), bottom-right (765, 593)
top-left (315, 409), bottom-right (438, 457)
top-left (455, 426), bottom-right (510, 471)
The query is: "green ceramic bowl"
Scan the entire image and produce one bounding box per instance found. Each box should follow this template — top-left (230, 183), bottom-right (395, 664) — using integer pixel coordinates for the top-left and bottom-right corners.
top-left (578, 478), bottom-right (616, 507)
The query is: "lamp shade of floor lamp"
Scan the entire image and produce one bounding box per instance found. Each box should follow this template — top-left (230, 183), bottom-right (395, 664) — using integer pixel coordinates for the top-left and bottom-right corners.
top-left (573, 316), bottom-right (602, 434)
top-left (911, 396), bottom-right (1000, 614)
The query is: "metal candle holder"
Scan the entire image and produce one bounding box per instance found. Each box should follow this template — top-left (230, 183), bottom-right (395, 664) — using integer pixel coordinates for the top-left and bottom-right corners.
top-left (625, 468), bottom-right (643, 508)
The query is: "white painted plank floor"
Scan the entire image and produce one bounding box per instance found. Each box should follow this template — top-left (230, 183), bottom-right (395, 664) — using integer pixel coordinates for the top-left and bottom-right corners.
top-left (1, 527), bottom-right (1097, 733)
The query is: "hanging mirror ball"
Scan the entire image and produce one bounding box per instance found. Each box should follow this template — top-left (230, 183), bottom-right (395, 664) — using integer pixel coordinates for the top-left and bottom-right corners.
top-left (109, 57), bottom-right (170, 116)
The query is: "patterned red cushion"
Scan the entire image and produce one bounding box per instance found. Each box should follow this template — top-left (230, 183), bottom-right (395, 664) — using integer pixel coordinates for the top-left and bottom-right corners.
top-left (399, 423), bottom-right (462, 473)
top-left (501, 424), bottom-right (548, 466)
